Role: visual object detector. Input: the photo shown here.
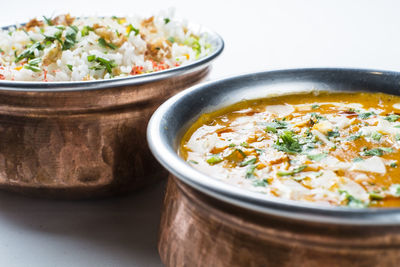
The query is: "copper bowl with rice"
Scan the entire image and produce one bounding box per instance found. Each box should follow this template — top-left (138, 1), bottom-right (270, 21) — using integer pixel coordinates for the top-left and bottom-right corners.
top-left (0, 14), bottom-right (223, 198)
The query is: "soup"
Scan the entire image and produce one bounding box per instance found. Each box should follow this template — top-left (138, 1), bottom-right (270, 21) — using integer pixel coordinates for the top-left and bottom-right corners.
top-left (180, 92), bottom-right (400, 208)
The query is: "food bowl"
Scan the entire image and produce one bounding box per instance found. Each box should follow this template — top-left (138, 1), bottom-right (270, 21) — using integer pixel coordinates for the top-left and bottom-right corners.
top-left (147, 69), bottom-right (400, 266)
top-left (0, 22), bottom-right (224, 199)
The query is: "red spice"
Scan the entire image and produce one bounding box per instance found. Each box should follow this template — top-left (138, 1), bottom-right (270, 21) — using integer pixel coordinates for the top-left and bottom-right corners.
top-left (0, 74), bottom-right (5, 80)
top-left (43, 69), bottom-right (48, 82)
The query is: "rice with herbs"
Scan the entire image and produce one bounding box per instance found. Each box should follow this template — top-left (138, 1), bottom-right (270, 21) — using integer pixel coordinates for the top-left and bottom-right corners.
top-left (0, 12), bottom-right (211, 81)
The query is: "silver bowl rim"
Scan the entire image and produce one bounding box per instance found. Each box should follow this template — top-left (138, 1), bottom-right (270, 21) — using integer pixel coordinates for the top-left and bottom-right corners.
top-left (0, 22), bottom-right (224, 92)
top-left (147, 68), bottom-right (400, 226)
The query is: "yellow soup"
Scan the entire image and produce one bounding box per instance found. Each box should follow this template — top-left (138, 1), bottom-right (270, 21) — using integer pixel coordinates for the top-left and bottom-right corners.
top-left (180, 92), bottom-right (400, 208)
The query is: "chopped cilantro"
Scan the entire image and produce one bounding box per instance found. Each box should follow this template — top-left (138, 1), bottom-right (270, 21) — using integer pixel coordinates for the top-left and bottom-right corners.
top-left (240, 142), bottom-right (249, 148)
top-left (390, 162), bottom-right (398, 168)
top-left (66, 64), bottom-right (73, 71)
top-left (371, 132), bottom-right (382, 141)
top-left (369, 192), bottom-right (384, 200)
top-left (14, 42), bottom-right (44, 63)
top-left (164, 18), bottom-right (170, 24)
top-left (311, 104), bottom-right (320, 109)
top-left (98, 38), bottom-right (118, 50)
top-left (385, 114), bottom-right (400, 122)
top-left (240, 158), bottom-right (257, 167)
top-left (62, 26), bottom-right (79, 50)
top-left (127, 24), bottom-right (139, 36)
top-left (207, 156), bottom-right (222, 165)
top-left (310, 113), bottom-right (326, 121)
top-left (338, 190), bottom-right (367, 208)
top-left (43, 16), bottom-right (53, 26)
top-left (252, 179), bottom-right (268, 187)
top-left (327, 130), bottom-right (340, 139)
top-left (359, 147), bottom-right (393, 157)
top-left (347, 132), bottom-right (361, 141)
top-left (277, 165), bottom-right (307, 176)
top-left (307, 153), bottom-right (327, 161)
top-left (245, 164), bottom-right (257, 178)
top-left (81, 26), bottom-right (94, 37)
top-left (358, 112), bottom-right (375, 120)
top-left (167, 36), bottom-right (175, 43)
top-left (228, 143), bottom-right (236, 148)
top-left (353, 157), bottom-right (364, 162)
top-left (274, 130), bottom-right (303, 154)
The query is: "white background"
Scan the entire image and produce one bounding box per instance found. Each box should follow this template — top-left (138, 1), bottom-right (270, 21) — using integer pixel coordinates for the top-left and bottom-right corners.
top-left (0, 0), bottom-right (400, 266)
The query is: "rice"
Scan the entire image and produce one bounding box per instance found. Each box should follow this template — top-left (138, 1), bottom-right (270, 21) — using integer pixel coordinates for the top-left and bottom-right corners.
top-left (0, 12), bottom-right (211, 81)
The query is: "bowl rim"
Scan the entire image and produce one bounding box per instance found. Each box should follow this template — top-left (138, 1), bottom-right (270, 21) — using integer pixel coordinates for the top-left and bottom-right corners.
top-left (0, 22), bottom-right (224, 92)
top-left (147, 67), bottom-right (400, 226)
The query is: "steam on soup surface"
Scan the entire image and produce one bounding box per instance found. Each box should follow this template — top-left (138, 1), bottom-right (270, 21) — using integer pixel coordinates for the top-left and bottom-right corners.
top-left (180, 92), bottom-right (400, 208)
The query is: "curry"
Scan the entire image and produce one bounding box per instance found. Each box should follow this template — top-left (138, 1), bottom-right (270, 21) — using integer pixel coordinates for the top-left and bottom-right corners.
top-left (180, 91), bottom-right (400, 208)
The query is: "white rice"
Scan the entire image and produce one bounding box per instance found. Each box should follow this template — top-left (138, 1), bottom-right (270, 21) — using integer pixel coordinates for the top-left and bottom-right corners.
top-left (0, 11), bottom-right (211, 81)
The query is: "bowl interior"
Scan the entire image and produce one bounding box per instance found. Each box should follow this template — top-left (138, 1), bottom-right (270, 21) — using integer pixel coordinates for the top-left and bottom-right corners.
top-left (148, 68), bottom-right (400, 225)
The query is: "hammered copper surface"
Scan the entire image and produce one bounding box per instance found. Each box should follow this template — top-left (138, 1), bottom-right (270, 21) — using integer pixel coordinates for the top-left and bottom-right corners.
top-left (159, 176), bottom-right (400, 267)
top-left (0, 67), bottom-right (209, 198)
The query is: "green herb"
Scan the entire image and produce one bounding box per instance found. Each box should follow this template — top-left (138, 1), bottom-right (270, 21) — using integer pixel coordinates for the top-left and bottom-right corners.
top-left (127, 24), bottom-right (139, 36)
top-left (310, 112), bottom-right (326, 121)
top-left (167, 37), bottom-right (175, 43)
top-left (390, 162), bottom-right (398, 168)
top-left (188, 160), bottom-right (198, 164)
top-left (0, 48), bottom-right (4, 53)
top-left (392, 184), bottom-right (400, 197)
top-left (43, 16), bottom-right (53, 26)
top-left (359, 147), bottom-right (393, 157)
top-left (274, 130), bottom-right (303, 154)
top-left (369, 192), bottom-right (384, 200)
top-left (353, 157), bottom-right (364, 162)
top-left (87, 56), bottom-right (117, 74)
top-left (347, 132), bottom-right (361, 141)
top-left (396, 134), bottom-right (400, 141)
top-left (240, 158), bottom-right (257, 167)
top-left (327, 130), bottom-right (340, 138)
top-left (277, 165), bottom-right (307, 176)
top-left (338, 190), bottom-right (367, 208)
top-left (14, 42), bottom-right (44, 62)
top-left (67, 64), bottom-right (73, 71)
top-left (164, 18), bottom-right (170, 24)
top-left (245, 165), bottom-right (257, 178)
top-left (207, 156), bottom-right (222, 165)
top-left (252, 179), bottom-right (268, 187)
top-left (385, 114), bottom-right (400, 122)
top-left (255, 149), bottom-right (264, 155)
top-left (358, 112), bottom-right (375, 120)
top-left (87, 55), bottom-right (96, 62)
top-left (24, 64), bottom-right (41, 72)
top-left (61, 26), bottom-right (79, 50)
top-left (311, 104), bottom-right (320, 109)
top-left (307, 153), bottom-right (327, 161)
top-left (265, 126), bottom-right (277, 133)
top-left (371, 132), bottom-right (382, 141)
top-left (81, 26), bottom-right (94, 37)
top-left (98, 38), bottom-right (117, 50)
top-left (228, 143), bottom-right (236, 148)
top-left (240, 142), bottom-right (249, 148)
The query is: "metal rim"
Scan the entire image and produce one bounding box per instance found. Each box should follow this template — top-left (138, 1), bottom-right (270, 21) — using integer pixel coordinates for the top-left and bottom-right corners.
top-left (147, 68), bottom-right (400, 226)
top-left (0, 23), bottom-right (224, 92)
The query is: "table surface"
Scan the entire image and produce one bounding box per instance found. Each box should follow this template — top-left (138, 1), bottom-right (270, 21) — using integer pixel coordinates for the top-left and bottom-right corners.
top-left (1, 0), bottom-right (400, 266)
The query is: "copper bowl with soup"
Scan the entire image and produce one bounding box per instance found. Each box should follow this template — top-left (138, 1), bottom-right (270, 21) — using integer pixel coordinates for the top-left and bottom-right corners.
top-left (147, 69), bottom-right (400, 266)
top-left (0, 15), bottom-right (224, 198)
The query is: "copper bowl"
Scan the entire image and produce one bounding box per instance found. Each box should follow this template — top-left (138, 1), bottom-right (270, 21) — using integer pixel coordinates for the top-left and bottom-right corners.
top-left (147, 69), bottom-right (400, 266)
top-left (0, 24), bottom-right (223, 199)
